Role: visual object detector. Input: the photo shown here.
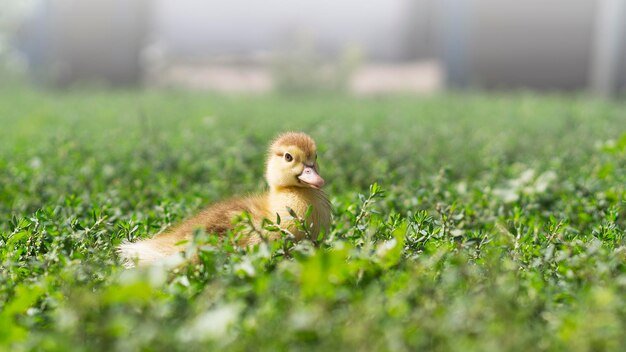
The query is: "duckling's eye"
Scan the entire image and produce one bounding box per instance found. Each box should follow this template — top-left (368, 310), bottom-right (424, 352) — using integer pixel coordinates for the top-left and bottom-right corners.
top-left (284, 153), bottom-right (293, 162)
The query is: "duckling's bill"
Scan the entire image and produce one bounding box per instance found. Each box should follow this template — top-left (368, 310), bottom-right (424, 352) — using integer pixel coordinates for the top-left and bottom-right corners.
top-left (298, 165), bottom-right (325, 189)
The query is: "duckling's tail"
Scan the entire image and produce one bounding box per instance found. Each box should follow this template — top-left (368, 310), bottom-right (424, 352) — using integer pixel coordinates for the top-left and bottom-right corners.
top-left (117, 233), bottom-right (187, 268)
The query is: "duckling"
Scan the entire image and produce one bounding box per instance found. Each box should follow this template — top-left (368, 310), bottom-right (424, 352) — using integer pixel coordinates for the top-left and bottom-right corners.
top-left (118, 132), bottom-right (331, 267)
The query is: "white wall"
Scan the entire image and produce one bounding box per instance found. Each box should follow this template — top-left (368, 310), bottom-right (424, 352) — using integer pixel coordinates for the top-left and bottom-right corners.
top-left (152, 0), bottom-right (434, 61)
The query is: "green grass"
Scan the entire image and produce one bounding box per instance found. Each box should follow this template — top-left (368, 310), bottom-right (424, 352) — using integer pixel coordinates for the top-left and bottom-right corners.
top-left (1, 86), bottom-right (626, 351)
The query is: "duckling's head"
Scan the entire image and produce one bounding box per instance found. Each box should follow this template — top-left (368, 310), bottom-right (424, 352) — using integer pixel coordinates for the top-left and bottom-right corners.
top-left (266, 132), bottom-right (325, 190)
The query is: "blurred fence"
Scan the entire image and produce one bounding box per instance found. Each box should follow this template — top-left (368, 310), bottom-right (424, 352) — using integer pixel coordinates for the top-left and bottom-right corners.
top-left (10, 0), bottom-right (626, 95)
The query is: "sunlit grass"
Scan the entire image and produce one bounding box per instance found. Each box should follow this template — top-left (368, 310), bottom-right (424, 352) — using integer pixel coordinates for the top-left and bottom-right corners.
top-left (1, 87), bottom-right (626, 350)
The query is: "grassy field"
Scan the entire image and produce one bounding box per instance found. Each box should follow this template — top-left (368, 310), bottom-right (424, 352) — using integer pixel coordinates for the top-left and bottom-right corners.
top-left (1, 85), bottom-right (626, 351)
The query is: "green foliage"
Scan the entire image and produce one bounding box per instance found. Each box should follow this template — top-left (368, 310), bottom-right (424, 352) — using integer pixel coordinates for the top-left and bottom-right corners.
top-left (1, 88), bottom-right (626, 351)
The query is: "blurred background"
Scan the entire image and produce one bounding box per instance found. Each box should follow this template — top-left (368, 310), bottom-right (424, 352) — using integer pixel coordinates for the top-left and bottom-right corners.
top-left (1, 0), bottom-right (626, 97)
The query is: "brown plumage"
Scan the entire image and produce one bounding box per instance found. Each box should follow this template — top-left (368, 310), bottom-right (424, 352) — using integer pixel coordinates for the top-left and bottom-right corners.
top-left (118, 132), bottom-right (331, 267)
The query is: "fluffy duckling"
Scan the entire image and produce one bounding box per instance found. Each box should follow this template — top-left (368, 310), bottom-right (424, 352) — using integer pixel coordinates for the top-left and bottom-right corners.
top-left (118, 132), bottom-right (331, 267)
